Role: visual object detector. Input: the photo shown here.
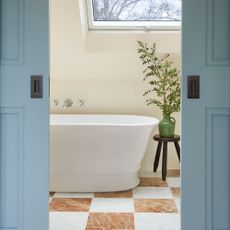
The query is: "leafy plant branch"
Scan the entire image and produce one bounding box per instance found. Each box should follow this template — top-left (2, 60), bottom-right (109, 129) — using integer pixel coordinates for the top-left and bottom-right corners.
top-left (137, 41), bottom-right (181, 117)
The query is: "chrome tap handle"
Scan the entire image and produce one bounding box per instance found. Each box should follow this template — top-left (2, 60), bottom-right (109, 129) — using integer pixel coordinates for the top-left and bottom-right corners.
top-left (53, 99), bottom-right (59, 106)
top-left (63, 98), bottom-right (73, 108)
top-left (79, 99), bottom-right (85, 107)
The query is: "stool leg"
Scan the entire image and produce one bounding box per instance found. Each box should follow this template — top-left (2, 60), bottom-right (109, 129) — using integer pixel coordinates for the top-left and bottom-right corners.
top-left (174, 141), bottom-right (180, 161)
top-left (153, 141), bottom-right (162, 172)
top-left (162, 142), bottom-right (168, 180)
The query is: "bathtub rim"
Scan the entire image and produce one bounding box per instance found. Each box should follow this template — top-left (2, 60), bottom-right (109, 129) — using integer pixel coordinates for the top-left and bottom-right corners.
top-left (50, 114), bottom-right (159, 127)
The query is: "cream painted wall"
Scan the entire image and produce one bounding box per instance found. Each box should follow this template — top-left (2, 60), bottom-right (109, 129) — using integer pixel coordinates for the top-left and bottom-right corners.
top-left (50, 0), bottom-right (181, 173)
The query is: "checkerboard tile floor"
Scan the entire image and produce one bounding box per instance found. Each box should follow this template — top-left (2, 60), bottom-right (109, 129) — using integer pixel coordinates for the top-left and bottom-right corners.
top-left (49, 170), bottom-right (180, 230)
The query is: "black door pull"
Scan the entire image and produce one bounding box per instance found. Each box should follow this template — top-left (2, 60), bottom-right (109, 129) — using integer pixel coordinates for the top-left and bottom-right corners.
top-left (188, 75), bottom-right (200, 99)
top-left (31, 75), bottom-right (43, 98)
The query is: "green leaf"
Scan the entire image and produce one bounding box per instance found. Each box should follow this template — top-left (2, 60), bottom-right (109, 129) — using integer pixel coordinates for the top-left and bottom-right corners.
top-left (137, 40), bottom-right (181, 114)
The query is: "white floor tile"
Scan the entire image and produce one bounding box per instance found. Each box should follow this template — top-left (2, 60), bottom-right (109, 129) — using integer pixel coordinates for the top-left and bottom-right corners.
top-left (54, 192), bottom-right (94, 198)
top-left (175, 199), bottom-right (180, 213)
top-left (135, 213), bottom-right (180, 230)
top-left (49, 212), bottom-right (88, 230)
top-left (133, 187), bottom-right (173, 199)
top-left (90, 198), bottom-right (134, 212)
top-left (166, 177), bottom-right (180, 187)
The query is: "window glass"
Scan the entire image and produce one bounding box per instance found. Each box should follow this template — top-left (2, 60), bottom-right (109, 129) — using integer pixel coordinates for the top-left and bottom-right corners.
top-left (91, 0), bottom-right (181, 22)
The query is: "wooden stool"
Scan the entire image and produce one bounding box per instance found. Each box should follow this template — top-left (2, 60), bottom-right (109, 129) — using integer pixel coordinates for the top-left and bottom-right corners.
top-left (153, 134), bottom-right (180, 180)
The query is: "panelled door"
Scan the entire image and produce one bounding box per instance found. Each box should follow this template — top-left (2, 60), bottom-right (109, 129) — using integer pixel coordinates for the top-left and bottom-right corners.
top-left (0, 0), bottom-right (49, 230)
top-left (182, 0), bottom-right (230, 229)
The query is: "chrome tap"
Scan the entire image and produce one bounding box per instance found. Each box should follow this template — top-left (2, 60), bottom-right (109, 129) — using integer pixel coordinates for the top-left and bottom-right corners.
top-left (79, 99), bottom-right (85, 107)
top-left (63, 98), bottom-right (73, 108)
top-left (52, 99), bottom-right (59, 106)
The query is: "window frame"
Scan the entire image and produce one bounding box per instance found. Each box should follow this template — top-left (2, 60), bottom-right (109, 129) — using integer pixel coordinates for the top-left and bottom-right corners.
top-left (86, 0), bottom-right (181, 31)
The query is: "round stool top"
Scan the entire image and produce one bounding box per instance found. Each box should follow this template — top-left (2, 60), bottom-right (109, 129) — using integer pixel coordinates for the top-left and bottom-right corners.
top-left (153, 134), bottom-right (180, 142)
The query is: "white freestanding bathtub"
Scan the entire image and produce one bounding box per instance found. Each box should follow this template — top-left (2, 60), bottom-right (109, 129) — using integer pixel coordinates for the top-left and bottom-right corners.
top-left (50, 114), bottom-right (159, 192)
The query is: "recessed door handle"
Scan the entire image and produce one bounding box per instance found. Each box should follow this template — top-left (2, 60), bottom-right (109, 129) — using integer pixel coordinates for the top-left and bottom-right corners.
top-left (188, 75), bottom-right (200, 99)
top-left (31, 75), bottom-right (43, 98)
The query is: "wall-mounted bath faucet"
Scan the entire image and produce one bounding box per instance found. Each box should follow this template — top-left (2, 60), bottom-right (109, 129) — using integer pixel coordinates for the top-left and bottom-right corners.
top-left (52, 98), bottom-right (84, 108)
top-left (63, 98), bottom-right (73, 108)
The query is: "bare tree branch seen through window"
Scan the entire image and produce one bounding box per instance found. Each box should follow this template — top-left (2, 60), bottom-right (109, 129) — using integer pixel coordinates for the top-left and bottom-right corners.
top-left (92, 0), bottom-right (181, 21)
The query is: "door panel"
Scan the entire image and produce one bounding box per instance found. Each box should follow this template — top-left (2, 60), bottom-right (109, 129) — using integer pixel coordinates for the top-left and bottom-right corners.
top-left (206, 109), bottom-right (230, 230)
top-left (182, 0), bottom-right (230, 229)
top-left (0, 0), bottom-right (49, 229)
top-left (207, 0), bottom-right (230, 64)
top-left (207, 0), bottom-right (230, 65)
top-left (0, 109), bottom-right (23, 229)
top-left (0, 0), bottom-right (23, 64)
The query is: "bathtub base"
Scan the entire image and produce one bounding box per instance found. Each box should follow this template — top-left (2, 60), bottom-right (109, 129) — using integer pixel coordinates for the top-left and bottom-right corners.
top-left (50, 172), bottom-right (140, 192)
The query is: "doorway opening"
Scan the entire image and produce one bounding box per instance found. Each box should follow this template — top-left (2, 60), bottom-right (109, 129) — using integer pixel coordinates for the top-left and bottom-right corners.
top-left (48, 1), bottom-right (181, 229)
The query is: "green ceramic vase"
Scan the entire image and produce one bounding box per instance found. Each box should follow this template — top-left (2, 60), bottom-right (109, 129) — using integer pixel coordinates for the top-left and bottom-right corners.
top-left (159, 115), bottom-right (176, 137)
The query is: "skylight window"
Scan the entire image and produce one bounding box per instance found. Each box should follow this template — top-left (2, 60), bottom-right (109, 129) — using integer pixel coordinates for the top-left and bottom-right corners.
top-left (86, 0), bottom-right (181, 30)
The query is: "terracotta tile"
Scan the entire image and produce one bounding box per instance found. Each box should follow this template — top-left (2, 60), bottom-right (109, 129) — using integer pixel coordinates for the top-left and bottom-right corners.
top-left (86, 213), bottom-right (134, 230)
top-left (94, 190), bottom-right (133, 198)
top-left (134, 199), bottom-right (178, 213)
top-left (139, 177), bottom-right (167, 187)
top-left (167, 169), bottom-right (180, 177)
top-left (49, 198), bottom-right (92, 212)
top-left (171, 188), bottom-right (180, 199)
